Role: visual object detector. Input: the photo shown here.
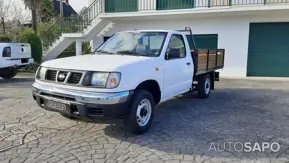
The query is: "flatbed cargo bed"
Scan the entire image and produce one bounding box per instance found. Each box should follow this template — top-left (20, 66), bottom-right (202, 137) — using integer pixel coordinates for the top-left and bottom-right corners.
top-left (194, 49), bottom-right (225, 76)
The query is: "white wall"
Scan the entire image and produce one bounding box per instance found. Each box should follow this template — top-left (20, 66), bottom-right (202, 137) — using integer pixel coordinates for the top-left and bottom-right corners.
top-left (88, 0), bottom-right (95, 5)
top-left (101, 13), bottom-right (289, 78)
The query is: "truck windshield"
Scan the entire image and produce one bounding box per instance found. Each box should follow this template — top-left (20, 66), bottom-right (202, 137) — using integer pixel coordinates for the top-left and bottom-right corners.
top-left (96, 32), bottom-right (167, 57)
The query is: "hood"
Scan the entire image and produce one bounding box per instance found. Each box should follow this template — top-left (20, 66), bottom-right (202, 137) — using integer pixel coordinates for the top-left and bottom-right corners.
top-left (41, 54), bottom-right (153, 71)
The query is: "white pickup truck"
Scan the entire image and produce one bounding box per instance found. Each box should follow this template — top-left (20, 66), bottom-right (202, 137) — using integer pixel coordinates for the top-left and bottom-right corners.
top-left (0, 43), bottom-right (34, 79)
top-left (32, 28), bottom-right (225, 134)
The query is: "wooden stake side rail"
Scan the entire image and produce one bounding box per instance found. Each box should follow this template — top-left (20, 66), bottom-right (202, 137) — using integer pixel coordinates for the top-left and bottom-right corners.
top-left (194, 49), bottom-right (225, 76)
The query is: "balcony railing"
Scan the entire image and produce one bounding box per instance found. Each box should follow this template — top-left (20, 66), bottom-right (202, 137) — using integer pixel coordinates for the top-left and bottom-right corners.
top-left (107, 0), bottom-right (289, 12)
top-left (41, 0), bottom-right (287, 52)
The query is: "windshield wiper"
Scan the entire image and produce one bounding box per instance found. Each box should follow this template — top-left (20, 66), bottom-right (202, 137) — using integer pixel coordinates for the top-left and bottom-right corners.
top-left (116, 51), bottom-right (147, 56)
top-left (95, 50), bottom-right (114, 54)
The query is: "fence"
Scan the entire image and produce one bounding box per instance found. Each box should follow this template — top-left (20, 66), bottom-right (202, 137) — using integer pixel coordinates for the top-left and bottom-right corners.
top-left (104, 0), bottom-right (289, 12)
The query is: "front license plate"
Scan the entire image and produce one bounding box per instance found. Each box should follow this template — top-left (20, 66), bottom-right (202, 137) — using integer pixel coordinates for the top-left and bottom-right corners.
top-left (46, 100), bottom-right (67, 111)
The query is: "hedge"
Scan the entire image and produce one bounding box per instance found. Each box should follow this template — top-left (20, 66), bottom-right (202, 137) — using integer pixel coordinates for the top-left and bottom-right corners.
top-left (57, 42), bottom-right (92, 58)
top-left (18, 62), bottom-right (40, 73)
top-left (18, 28), bottom-right (43, 63)
top-left (57, 51), bottom-right (75, 58)
top-left (0, 35), bottom-right (12, 43)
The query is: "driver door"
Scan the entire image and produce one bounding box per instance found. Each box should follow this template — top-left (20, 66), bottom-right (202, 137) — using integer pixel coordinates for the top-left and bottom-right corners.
top-left (162, 34), bottom-right (193, 100)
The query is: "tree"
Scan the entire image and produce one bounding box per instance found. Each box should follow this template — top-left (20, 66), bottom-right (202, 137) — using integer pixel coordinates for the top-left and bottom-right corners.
top-left (22, 0), bottom-right (43, 33)
top-left (0, 0), bottom-right (11, 34)
top-left (40, 0), bottom-right (58, 23)
top-left (0, 0), bottom-right (31, 38)
top-left (10, 2), bottom-right (31, 24)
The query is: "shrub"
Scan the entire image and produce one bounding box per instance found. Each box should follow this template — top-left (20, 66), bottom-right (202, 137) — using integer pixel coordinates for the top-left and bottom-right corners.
top-left (7, 27), bottom-right (22, 41)
top-left (57, 51), bottom-right (75, 58)
top-left (38, 23), bottom-right (53, 37)
top-left (0, 35), bottom-right (12, 43)
top-left (82, 42), bottom-right (92, 54)
top-left (18, 63), bottom-right (40, 73)
top-left (38, 23), bottom-right (62, 50)
top-left (57, 42), bottom-right (92, 58)
top-left (18, 28), bottom-right (43, 63)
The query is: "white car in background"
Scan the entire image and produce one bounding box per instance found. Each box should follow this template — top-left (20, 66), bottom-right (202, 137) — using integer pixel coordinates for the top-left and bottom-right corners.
top-left (0, 43), bottom-right (34, 79)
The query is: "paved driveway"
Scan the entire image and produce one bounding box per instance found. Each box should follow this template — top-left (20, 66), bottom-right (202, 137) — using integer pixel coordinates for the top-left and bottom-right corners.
top-left (0, 75), bottom-right (289, 163)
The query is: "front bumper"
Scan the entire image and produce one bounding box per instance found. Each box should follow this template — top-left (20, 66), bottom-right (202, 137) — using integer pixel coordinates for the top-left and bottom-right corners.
top-left (32, 82), bottom-right (133, 119)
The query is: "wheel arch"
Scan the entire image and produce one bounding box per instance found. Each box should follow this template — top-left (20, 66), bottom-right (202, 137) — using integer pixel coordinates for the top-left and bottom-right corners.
top-left (135, 80), bottom-right (161, 104)
top-left (195, 72), bottom-right (215, 90)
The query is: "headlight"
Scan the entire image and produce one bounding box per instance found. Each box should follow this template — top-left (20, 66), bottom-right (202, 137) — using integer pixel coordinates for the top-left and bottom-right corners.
top-left (36, 67), bottom-right (47, 80)
top-left (91, 72), bottom-right (109, 87)
top-left (90, 72), bottom-right (121, 88)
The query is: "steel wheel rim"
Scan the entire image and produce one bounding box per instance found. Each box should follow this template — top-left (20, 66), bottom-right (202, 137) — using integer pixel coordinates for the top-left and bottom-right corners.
top-left (136, 99), bottom-right (152, 127)
top-left (205, 78), bottom-right (211, 95)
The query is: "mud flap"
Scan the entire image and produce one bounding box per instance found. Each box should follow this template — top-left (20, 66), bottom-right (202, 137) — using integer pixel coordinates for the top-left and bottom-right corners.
top-left (214, 72), bottom-right (220, 81)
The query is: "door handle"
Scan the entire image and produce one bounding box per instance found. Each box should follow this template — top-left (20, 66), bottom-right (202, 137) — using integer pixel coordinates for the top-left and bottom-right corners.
top-left (186, 63), bottom-right (191, 66)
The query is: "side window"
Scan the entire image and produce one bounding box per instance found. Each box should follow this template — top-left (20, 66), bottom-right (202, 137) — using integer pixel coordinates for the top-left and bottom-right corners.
top-left (140, 35), bottom-right (166, 56)
top-left (166, 34), bottom-right (186, 60)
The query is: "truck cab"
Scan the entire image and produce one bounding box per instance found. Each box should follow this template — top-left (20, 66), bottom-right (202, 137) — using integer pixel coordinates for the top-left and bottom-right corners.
top-left (32, 28), bottom-right (224, 134)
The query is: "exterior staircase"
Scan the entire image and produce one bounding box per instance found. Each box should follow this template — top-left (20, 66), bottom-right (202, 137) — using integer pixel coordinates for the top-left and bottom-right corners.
top-left (41, 0), bottom-right (113, 61)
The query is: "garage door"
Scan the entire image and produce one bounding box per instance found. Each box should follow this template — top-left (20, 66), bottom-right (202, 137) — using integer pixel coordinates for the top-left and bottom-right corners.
top-left (247, 23), bottom-right (289, 77)
top-left (186, 34), bottom-right (218, 50)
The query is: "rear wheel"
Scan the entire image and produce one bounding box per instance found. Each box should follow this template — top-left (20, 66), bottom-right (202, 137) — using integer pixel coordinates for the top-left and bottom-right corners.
top-left (124, 90), bottom-right (155, 135)
top-left (197, 74), bottom-right (211, 99)
top-left (0, 68), bottom-right (17, 79)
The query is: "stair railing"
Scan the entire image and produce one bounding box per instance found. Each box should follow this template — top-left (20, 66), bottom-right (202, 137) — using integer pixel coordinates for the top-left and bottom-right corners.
top-left (41, 0), bottom-right (104, 52)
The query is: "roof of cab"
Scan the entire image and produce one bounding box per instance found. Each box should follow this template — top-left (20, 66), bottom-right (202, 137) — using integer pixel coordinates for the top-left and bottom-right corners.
top-left (116, 29), bottom-right (184, 35)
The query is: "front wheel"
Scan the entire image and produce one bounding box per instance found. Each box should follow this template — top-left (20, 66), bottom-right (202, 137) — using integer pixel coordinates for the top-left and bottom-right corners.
top-left (0, 68), bottom-right (17, 79)
top-left (124, 90), bottom-right (155, 135)
top-left (197, 74), bottom-right (211, 99)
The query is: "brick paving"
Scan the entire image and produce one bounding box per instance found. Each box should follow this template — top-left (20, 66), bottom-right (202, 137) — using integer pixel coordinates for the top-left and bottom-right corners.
top-left (1, 75), bottom-right (289, 162)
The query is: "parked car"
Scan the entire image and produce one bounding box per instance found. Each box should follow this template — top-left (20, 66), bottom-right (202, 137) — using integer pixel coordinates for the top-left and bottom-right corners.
top-left (0, 43), bottom-right (34, 79)
top-left (32, 28), bottom-right (225, 134)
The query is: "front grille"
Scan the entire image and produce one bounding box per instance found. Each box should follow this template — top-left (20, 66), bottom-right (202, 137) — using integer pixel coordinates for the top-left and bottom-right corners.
top-left (44, 69), bottom-right (84, 85)
top-left (46, 70), bottom-right (57, 81)
top-left (68, 73), bottom-right (82, 84)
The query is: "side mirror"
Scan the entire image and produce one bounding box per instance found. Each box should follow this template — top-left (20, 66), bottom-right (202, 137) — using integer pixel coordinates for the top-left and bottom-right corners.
top-left (167, 49), bottom-right (180, 60)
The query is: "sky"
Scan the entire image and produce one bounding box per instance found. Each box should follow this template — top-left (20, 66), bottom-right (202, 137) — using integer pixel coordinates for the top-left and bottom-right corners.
top-left (68, 0), bottom-right (89, 12)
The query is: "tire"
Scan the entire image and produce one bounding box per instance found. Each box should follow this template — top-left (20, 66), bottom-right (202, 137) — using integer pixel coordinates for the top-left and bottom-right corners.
top-left (197, 74), bottom-right (211, 99)
top-left (124, 90), bottom-right (155, 135)
top-left (0, 68), bottom-right (17, 79)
